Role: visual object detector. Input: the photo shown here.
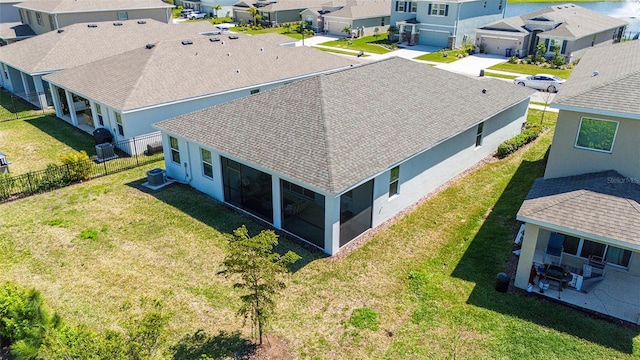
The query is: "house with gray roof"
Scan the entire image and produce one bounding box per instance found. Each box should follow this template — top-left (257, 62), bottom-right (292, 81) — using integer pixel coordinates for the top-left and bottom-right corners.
top-left (14, 0), bottom-right (173, 36)
top-left (476, 3), bottom-right (627, 60)
top-left (318, 0), bottom-right (391, 37)
top-left (513, 40), bottom-right (640, 323)
top-left (0, 0), bottom-right (34, 44)
top-left (42, 32), bottom-right (358, 148)
top-left (0, 19), bottom-right (214, 109)
top-left (391, 0), bottom-right (505, 49)
top-left (154, 57), bottom-right (534, 255)
top-left (234, 0), bottom-right (339, 24)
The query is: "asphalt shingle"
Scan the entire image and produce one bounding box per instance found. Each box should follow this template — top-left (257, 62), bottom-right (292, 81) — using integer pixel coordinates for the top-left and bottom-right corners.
top-left (517, 171), bottom-right (640, 246)
top-left (155, 57), bottom-right (534, 194)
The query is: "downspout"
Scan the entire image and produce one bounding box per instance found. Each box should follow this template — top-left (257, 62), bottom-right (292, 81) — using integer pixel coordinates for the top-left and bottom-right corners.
top-left (184, 141), bottom-right (193, 184)
top-left (54, 13), bottom-right (59, 30)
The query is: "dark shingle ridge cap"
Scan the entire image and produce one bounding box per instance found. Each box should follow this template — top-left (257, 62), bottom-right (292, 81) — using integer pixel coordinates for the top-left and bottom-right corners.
top-left (317, 76), bottom-right (336, 194)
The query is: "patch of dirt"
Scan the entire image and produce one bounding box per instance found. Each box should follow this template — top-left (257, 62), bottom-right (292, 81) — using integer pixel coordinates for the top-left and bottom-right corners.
top-left (248, 334), bottom-right (292, 360)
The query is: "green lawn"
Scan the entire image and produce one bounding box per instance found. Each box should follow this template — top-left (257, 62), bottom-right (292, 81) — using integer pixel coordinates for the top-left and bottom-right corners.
top-left (0, 90), bottom-right (46, 122)
top-left (489, 63), bottom-right (573, 78)
top-left (230, 26), bottom-right (303, 40)
top-left (484, 71), bottom-right (517, 80)
top-left (312, 46), bottom-right (369, 57)
top-left (0, 115), bottom-right (96, 174)
top-left (1, 110), bottom-right (639, 358)
top-left (414, 49), bottom-right (469, 63)
top-left (319, 35), bottom-right (392, 54)
top-left (508, 0), bottom-right (602, 3)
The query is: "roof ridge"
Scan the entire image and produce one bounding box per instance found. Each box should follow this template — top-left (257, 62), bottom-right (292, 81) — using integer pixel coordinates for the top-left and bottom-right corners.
top-left (317, 75), bottom-right (337, 193)
top-left (555, 68), bottom-right (640, 105)
top-left (122, 46), bottom-right (156, 110)
top-left (525, 187), bottom-right (587, 216)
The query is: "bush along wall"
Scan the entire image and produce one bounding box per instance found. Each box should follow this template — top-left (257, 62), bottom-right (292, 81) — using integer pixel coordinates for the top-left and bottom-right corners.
top-left (496, 125), bottom-right (541, 159)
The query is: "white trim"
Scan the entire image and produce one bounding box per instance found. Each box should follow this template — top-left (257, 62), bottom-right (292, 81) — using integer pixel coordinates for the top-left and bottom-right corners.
top-left (551, 104), bottom-right (640, 120)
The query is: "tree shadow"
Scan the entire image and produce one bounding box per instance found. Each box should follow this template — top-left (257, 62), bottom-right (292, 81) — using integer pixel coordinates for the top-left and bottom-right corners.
top-left (125, 179), bottom-right (324, 272)
top-left (450, 158), bottom-right (639, 353)
top-left (171, 329), bottom-right (256, 360)
top-left (24, 115), bottom-right (96, 154)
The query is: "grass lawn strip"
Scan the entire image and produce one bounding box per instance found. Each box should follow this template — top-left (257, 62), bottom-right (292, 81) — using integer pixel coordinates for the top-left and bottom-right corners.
top-left (1, 110), bottom-right (639, 358)
top-left (489, 63), bottom-right (573, 78)
top-left (318, 35), bottom-right (392, 54)
top-left (414, 48), bottom-right (469, 63)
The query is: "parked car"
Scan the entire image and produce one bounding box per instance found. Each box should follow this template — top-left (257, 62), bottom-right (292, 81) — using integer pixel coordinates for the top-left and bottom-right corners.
top-left (187, 11), bottom-right (208, 20)
top-left (513, 74), bottom-right (566, 93)
top-left (180, 9), bottom-right (196, 18)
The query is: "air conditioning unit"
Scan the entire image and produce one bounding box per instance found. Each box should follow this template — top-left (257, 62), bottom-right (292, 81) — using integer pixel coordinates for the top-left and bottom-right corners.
top-left (95, 143), bottom-right (114, 160)
top-left (146, 168), bottom-right (166, 187)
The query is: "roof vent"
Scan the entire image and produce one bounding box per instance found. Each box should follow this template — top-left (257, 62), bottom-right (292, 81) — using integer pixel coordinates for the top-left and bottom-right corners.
top-left (227, 52), bottom-right (231, 56)
top-left (592, 70), bottom-right (599, 77)
top-left (57, 29), bottom-right (64, 33)
top-left (181, 40), bottom-right (193, 45)
top-left (236, 69), bottom-right (240, 73)
top-left (137, 20), bottom-right (146, 24)
top-left (221, 41), bottom-right (225, 45)
top-left (482, 88), bottom-right (487, 94)
top-left (87, 24), bottom-right (97, 28)
top-left (209, 37), bottom-right (220, 42)
top-left (260, 47), bottom-right (264, 52)
top-left (145, 43), bottom-right (155, 49)
top-left (113, 22), bottom-right (123, 26)
top-left (228, 34), bottom-right (239, 40)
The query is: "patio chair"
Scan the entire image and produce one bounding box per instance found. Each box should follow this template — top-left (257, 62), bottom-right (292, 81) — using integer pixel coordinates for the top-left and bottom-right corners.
top-left (544, 232), bottom-right (564, 266)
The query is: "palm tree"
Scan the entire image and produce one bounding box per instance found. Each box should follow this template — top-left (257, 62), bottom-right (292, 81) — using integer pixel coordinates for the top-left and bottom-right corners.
top-left (213, 4), bottom-right (221, 18)
top-left (247, 6), bottom-right (258, 25)
top-left (342, 25), bottom-right (351, 38)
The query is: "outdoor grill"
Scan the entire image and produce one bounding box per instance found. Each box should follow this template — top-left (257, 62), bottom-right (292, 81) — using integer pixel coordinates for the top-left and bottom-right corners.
top-left (92, 128), bottom-right (113, 145)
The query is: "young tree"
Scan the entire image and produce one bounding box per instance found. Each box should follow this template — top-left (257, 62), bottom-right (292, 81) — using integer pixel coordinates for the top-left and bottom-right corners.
top-left (342, 25), bottom-right (352, 38)
top-left (247, 6), bottom-right (258, 25)
top-left (213, 4), bottom-right (221, 18)
top-left (219, 226), bottom-right (300, 345)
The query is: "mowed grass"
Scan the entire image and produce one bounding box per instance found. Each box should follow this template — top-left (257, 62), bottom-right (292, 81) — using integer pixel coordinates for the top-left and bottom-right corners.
top-left (414, 48), bottom-right (470, 63)
top-left (489, 63), bottom-right (573, 78)
top-left (0, 115), bottom-right (96, 174)
top-left (1, 110), bottom-right (639, 358)
top-left (319, 35), bottom-right (392, 54)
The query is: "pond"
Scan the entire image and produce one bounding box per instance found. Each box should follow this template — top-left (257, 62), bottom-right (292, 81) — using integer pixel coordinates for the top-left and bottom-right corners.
top-left (505, 1), bottom-right (640, 37)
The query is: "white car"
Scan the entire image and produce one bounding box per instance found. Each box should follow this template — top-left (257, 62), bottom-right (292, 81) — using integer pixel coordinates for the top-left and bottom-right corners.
top-left (187, 11), bottom-right (208, 20)
top-left (513, 74), bottom-right (566, 93)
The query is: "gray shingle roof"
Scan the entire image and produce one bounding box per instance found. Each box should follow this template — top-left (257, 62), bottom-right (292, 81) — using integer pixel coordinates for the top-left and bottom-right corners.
top-left (0, 19), bottom-right (214, 75)
top-left (155, 57), bottom-right (534, 194)
top-left (257, 0), bottom-right (341, 11)
top-left (485, 3), bottom-right (627, 40)
top-left (15, 0), bottom-right (172, 13)
top-left (324, 0), bottom-right (390, 19)
top-left (43, 33), bottom-right (359, 111)
top-left (517, 171), bottom-right (640, 247)
top-left (552, 40), bottom-right (640, 117)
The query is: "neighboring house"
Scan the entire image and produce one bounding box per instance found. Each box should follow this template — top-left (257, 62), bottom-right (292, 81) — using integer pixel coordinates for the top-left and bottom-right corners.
top-left (0, 0), bottom-right (35, 45)
top-left (154, 57), bottom-right (534, 255)
top-left (513, 40), bottom-right (640, 322)
top-left (321, 0), bottom-right (391, 37)
top-left (390, 0), bottom-right (505, 48)
top-left (476, 3), bottom-right (627, 60)
top-left (14, 0), bottom-right (173, 35)
top-left (42, 33), bottom-right (358, 148)
top-left (178, 0), bottom-right (236, 18)
top-left (0, 19), bottom-right (214, 109)
top-left (234, 0), bottom-right (337, 24)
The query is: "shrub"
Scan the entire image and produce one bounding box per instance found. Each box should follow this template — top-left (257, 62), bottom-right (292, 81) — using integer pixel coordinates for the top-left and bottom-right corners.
top-left (507, 56), bottom-right (518, 64)
top-left (238, 19), bottom-right (246, 27)
top-left (496, 126), bottom-right (541, 158)
top-left (60, 150), bottom-right (91, 182)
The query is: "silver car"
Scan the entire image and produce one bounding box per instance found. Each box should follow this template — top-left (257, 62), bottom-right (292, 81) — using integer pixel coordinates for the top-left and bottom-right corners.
top-left (513, 73), bottom-right (565, 93)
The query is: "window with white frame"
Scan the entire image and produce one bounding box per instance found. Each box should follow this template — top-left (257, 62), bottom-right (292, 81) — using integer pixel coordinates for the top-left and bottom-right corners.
top-left (96, 104), bottom-right (104, 126)
top-left (201, 148), bottom-right (213, 178)
top-left (575, 117), bottom-right (618, 153)
top-left (2, 64), bottom-right (8, 80)
top-left (430, 3), bottom-right (447, 16)
top-left (389, 166), bottom-right (400, 197)
top-left (411, 1), bottom-right (418, 12)
top-left (397, 1), bottom-right (405, 12)
top-left (557, 233), bottom-right (632, 268)
top-left (499, 0), bottom-right (503, 10)
top-left (169, 136), bottom-right (180, 164)
top-left (475, 122), bottom-right (484, 147)
top-left (118, 11), bottom-right (128, 20)
top-left (115, 112), bottom-right (124, 136)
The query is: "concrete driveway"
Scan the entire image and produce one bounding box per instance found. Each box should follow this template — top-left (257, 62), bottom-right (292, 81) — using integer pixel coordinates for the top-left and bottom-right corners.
top-left (434, 54), bottom-right (509, 77)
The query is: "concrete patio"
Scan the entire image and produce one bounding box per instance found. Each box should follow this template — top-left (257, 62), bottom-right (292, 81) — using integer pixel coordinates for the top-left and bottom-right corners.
top-left (533, 267), bottom-right (640, 324)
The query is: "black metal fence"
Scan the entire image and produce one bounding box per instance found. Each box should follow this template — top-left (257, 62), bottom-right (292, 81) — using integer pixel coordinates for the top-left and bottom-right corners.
top-left (0, 89), bottom-right (47, 122)
top-left (0, 132), bottom-right (164, 203)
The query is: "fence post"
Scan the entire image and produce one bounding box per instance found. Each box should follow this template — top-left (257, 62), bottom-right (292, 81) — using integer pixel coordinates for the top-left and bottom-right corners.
top-left (103, 157), bottom-right (108, 176)
top-left (133, 137), bottom-right (139, 166)
top-left (26, 172), bottom-right (33, 194)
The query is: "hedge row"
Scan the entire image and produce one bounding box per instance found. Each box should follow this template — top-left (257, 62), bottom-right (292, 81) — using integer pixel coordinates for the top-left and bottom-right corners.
top-left (496, 126), bottom-right (541, 159)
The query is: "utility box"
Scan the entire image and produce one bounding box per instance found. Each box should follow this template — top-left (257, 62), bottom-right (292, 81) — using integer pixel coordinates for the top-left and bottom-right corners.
top-left (95, 143), bottom-right (115, 161)
top-left (146, 168), bottom-right (166, 187)
top-left (0, 151), bottom-right (10, 174)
